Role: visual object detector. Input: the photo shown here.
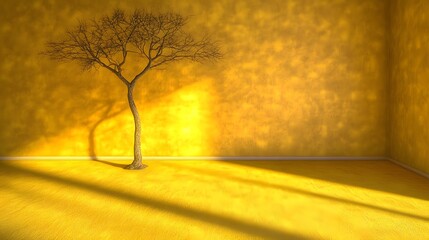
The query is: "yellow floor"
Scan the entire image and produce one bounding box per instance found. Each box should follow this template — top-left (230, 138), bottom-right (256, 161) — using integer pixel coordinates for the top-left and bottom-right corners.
top-left (0, 160), bottom-right (428, 240)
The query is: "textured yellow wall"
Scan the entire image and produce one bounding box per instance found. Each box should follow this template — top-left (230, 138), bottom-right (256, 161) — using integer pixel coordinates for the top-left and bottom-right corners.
top-left (390, 0), bottom-right (429, 173)
top-left (0, 0), bottom-right (389, 157)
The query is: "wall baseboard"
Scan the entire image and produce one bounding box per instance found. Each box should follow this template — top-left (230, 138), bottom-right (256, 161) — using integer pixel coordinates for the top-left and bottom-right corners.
top-left (0, 156), bottom-right (134, 161)
top-left (0, 156), bottom-right (387, 161)
top-left (386, 157), bottom-right (429, 180)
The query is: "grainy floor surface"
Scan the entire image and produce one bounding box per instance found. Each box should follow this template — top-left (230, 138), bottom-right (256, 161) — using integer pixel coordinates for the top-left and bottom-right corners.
top-left (0, 160), bottom-right (428, 240)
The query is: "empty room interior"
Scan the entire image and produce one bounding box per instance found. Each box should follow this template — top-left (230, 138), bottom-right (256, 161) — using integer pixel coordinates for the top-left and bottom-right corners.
top-left (0, 0), bottom-right (428, 239)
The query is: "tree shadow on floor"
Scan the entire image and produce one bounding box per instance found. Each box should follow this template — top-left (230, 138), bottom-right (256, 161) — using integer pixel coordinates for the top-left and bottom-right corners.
top-left (91, 159), bottom-right (128, 168)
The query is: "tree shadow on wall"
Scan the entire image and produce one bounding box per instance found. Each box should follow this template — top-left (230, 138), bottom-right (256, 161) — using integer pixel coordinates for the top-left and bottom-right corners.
top-left (0, 68), bottom-right (113, 157)
top-left (87, 100), bottom-right (128, 168)
top-left (0, 37), bottom-right (215, 159)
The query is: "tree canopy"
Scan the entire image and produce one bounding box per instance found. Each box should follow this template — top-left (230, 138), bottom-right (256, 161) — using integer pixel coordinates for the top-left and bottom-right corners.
top-left (44, 9), bottom-right (221, 85)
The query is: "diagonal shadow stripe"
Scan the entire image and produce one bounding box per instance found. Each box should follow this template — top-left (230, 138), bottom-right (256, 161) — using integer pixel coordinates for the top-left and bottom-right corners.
top-left (158, 162), bottom-right (429, 222)
top-left (0, 162), bottom-right (308, 240)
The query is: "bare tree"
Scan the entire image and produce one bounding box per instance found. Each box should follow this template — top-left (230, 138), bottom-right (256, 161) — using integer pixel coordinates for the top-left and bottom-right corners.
top-left (44, 9), bottom-right (221, 169)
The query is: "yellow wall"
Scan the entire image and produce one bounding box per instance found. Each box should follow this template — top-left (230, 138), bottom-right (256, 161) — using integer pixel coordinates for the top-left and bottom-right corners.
top-left (390, 0), bottom-right (429, 173)
top-left (0, 0), bottom-right (389, 157)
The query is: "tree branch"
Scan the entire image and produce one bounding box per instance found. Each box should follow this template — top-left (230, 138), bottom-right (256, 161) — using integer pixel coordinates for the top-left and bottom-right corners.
top-left (132, 61), bottom-right (151, 84)
top-left (43, 8), bottom-right (222, 85)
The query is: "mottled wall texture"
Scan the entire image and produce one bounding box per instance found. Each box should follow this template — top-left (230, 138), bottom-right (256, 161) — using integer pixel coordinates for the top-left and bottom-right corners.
top-left (390, 0), bottom-right (429, 174)
top-left (0, 0), bottom-right (389, 157)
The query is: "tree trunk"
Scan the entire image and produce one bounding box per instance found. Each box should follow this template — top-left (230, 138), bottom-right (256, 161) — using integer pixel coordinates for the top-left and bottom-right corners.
top-left (124, 84), bottom-right (147, 170)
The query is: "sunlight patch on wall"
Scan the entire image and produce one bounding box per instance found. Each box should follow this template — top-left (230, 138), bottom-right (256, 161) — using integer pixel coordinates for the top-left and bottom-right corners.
top-left (141, 79), bottom-right (215, 156)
